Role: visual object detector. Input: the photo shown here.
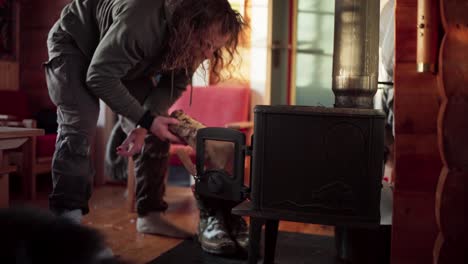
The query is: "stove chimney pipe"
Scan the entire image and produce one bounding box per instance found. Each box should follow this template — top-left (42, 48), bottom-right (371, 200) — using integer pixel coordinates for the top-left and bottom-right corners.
top-left (332, 0), bottom-right (383, 262)
top-left (332, 0), bottom-right (380, 109)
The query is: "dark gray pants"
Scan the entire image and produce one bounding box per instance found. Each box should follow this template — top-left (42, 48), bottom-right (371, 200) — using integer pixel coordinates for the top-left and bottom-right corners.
top-left (133, 135), bottom-right (170, 214)
top-left (45, 53), bottom-right (98, 214)
top-left (118, 74), bottom-right (185, 216)
top-left (45, 51), bottom-right (182, 216)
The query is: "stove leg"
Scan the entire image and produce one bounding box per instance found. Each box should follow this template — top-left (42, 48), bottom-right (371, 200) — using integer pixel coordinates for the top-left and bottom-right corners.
top-left (263, 219), bottom-right (279, 264)
top-left (248, 217), bottom-right (263, 264)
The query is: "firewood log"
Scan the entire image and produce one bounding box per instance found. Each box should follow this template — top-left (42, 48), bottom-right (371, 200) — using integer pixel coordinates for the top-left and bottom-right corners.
top-left (169, 110), bottom-right (206, 149)
top-left (169, 110), bottom-right (234, 174)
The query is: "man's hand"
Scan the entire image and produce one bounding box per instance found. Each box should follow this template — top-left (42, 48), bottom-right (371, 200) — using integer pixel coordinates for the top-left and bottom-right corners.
top-left (117, 127), bottom-right (148, 156)
top-left (117, 116), bottom-right (183, 157)
top-left (150, 116), bottom-right (183, 143)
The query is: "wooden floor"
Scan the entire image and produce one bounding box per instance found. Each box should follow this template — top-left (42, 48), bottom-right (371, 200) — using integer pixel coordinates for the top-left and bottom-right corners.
top-left (14, 183), bottom-right (334, 264)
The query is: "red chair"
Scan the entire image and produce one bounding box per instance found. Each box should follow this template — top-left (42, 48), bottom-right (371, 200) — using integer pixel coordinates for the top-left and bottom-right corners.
top-left (168, 85), bottom-right (252, 167)
top-left (126, 85), bottom-right (252, 212)
top-left (0, 90), bottom-right (57, 200)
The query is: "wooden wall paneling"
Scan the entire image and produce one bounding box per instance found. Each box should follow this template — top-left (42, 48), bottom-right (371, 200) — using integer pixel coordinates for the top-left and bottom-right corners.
top-left (20, 0), bottom-right (67, 28)
top-left (438, 97), bottom-right (468, 167)
top-left (20, 28), bottom-right (50, 113)
top-left (394, 93), bottom-right (439, 134)
top-left (439, 0), bottom-right (467, 27)
top-left (393, 63), bottom-right (442, 191)
top-left (0, 62), bottom-right (19, 90)
top-left (438, 33), bottom-right (468, 98)
top-left (19, 0), bottom-right (69, 112)
top-left (0, 1), bottom-right (20, 91)
top-left (395, 134), bottom-right (439, 162)
top-left (20, 29), bottom-right (49, 69)
top-left (392, 190), bottom-right (438, 264)
top-left (392, 0), bottom-right (442, 263)
top-left (395, 0), bottom-right (417, 62)
top-left (395, 63), bottom-right (439, 96)
top-left (22, 70), bottom-right (56, 111)
top-left (394, 155), bottom-right (441, 192)
top-left (394, 134), bottom-right (441, 192)
top-left (434, 169), bottom-right (468, 262)
top-left (434, 0), bottom-right (468, 262)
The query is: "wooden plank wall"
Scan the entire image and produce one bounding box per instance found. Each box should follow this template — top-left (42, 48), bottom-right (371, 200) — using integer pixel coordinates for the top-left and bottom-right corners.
top-left (434, 0), bottom-right (468, 262)
top-left (392, 0), bottom-right (442, 263)
top-left (0, 2), bottom-right (20, 91)
top-left (19, 0), bottom-right (70, 113)
top-left (0, 61), bottom-right (19, 90)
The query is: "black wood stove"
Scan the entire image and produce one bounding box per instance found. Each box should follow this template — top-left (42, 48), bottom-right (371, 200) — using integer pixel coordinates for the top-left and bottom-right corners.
top-left (194, 105), bottom-right (385, 264)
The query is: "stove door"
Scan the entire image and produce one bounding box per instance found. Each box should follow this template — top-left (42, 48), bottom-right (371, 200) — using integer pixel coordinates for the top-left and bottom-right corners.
top-left (195, 127), bottom-right (247, 202)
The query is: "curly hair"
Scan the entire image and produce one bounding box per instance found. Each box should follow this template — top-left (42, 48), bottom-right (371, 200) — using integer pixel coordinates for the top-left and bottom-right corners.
top-left (162, 0), bottom-right (245, 83)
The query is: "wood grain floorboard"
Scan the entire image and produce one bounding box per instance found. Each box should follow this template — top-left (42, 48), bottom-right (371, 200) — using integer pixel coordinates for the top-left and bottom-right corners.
top-left (13, 184), bottom-right (334, 264)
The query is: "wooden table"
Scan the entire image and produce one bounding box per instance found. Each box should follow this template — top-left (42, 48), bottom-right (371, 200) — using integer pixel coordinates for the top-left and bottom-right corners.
top-left (0, 126), bottom-right (44, 207)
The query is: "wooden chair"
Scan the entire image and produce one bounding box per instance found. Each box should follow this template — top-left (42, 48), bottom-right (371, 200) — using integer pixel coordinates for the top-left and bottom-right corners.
top-left (126, 157), bottom-right (136, 212)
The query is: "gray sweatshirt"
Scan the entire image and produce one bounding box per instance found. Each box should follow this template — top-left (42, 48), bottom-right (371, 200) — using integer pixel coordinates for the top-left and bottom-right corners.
top-left (48, 0), bottom-right (189, 124)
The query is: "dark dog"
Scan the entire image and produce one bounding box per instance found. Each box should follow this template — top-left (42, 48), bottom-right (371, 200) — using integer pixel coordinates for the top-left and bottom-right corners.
top-left (0, 207), bottom-right (128, 264)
